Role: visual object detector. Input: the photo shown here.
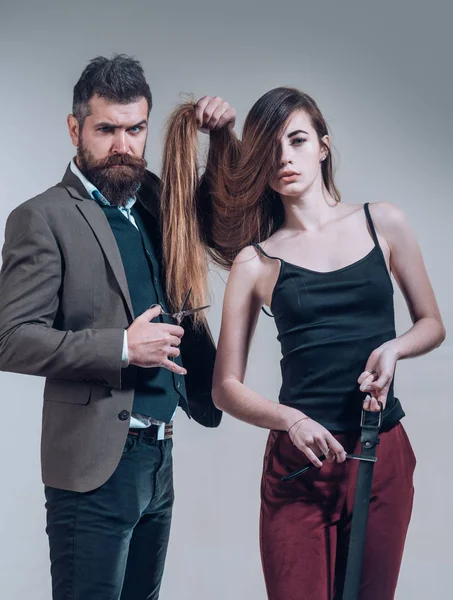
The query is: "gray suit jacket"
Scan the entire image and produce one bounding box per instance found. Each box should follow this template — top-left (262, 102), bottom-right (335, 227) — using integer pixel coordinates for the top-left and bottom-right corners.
top-left (0, 166), bottom-right (220, 492)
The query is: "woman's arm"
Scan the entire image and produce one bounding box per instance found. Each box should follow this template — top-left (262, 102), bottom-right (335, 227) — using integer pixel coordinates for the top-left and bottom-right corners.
top-left (375, 202), bottom-right (446, 356)
top-left (359, 202), bottom-right (446, 409)
top-left (213, 246), bottom-right (346, 465)
top-left (212, 247), bottom-right (294, 429)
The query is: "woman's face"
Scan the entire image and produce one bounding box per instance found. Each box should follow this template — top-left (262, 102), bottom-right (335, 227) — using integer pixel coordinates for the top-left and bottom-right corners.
top-left (269, 110), bottom-right (328, 198)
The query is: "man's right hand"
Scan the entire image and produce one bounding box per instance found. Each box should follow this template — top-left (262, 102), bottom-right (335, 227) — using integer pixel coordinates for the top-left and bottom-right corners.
top-left (126, 305), bottom-right (187, 374)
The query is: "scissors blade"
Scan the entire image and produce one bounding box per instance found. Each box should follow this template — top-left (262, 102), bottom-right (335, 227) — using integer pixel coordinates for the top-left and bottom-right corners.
top-left (182, 304), bottom-right (211, 317)
top-left (180, 288), bottom-right (192, 313)
top-left (179, 305), bottom-right (210, 319)
top-left (346, 454), bottom-right (378, 463)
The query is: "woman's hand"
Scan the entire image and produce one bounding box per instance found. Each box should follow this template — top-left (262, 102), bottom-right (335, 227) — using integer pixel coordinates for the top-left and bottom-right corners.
top-left (358, 342), bottom-right (399, 412)
top-left (288, 417), bottom-right (346, 467)
top-left (195, 96), bottom-right (236, 133)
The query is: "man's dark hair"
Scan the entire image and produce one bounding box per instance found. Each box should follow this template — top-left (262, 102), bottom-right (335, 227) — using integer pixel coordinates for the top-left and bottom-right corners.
top-left (72, 54), bottom-right (152, 125)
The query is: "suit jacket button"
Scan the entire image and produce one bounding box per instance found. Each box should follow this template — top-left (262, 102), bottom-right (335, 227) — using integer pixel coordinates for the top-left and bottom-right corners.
top-left (118, 410), bottom-right (130, 421)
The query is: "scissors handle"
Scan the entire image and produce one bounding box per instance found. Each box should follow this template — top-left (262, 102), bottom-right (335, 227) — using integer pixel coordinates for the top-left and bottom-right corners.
top-left (280, 454), bottom-right (327, 482)
top-left (158, 306), bottom-right (211, 324)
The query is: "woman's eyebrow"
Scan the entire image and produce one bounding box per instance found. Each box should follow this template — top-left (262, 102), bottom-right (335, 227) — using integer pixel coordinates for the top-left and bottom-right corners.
top-left (288, 129), bottom-right (308, 138)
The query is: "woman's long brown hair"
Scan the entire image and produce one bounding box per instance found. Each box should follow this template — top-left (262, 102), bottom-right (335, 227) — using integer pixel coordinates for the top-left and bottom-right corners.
top-left (160, 88), bottom-right (340, 322)
top-left (160, 102), bottom-right (208, 325)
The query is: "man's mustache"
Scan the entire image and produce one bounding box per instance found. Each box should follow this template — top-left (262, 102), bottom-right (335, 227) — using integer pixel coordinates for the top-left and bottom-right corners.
top-left (93, 154), bottom-right (147, 170)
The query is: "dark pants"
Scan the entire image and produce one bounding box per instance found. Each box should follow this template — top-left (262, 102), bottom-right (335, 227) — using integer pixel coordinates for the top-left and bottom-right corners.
top-left (260, 422), bottom-right (416, 600)
top-left (45, 434), bottom-right (174, 600)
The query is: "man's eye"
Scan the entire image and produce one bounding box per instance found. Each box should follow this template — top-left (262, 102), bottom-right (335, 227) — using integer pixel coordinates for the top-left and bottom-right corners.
top-left (99, 127), bottom-right (113, 133)
top-left (129, 126), bottom-right (143, 134)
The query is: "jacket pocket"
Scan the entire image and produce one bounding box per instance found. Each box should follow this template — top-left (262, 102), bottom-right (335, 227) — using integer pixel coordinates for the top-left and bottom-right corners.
top-left (44, 378), bottom-right (92, 405)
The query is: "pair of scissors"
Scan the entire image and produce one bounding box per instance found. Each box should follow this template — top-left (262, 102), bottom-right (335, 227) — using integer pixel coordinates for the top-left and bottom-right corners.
top-left (152, 288), bottom-right (210, 325)
top-left (281, 453), bottom-right (378, 482)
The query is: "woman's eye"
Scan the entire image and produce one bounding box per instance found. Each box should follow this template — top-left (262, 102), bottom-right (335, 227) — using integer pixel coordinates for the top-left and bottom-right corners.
top-left (291, 138), bottom-right (306, 146)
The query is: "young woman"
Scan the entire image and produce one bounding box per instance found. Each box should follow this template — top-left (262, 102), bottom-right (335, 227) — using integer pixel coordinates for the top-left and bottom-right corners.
top-left (161, 88), bottom-right (445, 599)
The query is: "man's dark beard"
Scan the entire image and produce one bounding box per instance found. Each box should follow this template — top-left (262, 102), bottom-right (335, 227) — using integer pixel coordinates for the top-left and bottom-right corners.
top-left (77, 140), bottom-right (147, 207)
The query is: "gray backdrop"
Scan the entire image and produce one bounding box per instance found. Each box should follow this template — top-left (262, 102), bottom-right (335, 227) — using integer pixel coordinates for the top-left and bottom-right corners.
top-left (0, 0), bottom-right (451, 598)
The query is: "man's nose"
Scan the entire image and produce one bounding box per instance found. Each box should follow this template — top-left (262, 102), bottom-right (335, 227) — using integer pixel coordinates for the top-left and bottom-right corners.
top-left (111, 131), bottom-right (128, 154)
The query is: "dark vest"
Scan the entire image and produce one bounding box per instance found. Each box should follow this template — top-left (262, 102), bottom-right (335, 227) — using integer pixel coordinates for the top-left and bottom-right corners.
top-left (99, 202), bottom-right (188, 422)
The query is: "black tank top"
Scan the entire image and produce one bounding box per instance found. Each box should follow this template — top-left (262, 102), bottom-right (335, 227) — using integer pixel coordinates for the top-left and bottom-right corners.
top-left (255, 203), bottom-right (404, 432)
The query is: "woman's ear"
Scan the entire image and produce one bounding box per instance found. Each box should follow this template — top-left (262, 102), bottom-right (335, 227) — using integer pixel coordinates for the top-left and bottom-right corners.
top-left (320, 135), bottom-right (330, 161)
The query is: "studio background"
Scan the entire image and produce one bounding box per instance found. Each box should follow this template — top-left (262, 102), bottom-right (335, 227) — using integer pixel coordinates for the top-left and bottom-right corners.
top-left (0, 0), bottom-right (451, 598)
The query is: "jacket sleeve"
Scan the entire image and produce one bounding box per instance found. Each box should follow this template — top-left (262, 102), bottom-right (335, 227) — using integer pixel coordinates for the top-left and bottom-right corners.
top-left (181, 317), bottom-right (222, 428)
top-left (0, 204), bottom-right (124, 388)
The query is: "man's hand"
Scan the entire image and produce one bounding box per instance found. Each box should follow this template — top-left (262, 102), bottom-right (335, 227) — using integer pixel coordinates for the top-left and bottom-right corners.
top-left (195, 96), bottom-right (236, 133)
top-left (127, 305), bottom-right (187, 374)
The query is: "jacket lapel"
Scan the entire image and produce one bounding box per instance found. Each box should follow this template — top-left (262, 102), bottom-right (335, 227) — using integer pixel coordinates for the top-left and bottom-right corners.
top-left (61, 165), bottom-right (134, 320)
top-left (77, 200), bottom-right (134, 319)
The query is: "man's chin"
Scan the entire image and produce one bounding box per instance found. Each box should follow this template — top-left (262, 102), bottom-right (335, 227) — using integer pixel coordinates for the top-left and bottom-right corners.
top-left (96, 178), bottom-right (143, 207)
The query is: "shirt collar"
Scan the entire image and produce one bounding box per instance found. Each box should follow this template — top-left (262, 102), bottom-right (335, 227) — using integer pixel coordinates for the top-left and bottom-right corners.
top-left (70, 158), bottom-right (137, 210)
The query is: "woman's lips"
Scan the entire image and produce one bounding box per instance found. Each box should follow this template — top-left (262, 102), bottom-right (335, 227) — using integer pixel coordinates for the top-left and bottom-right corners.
top-left (280, 173), bottom-right (299, 183)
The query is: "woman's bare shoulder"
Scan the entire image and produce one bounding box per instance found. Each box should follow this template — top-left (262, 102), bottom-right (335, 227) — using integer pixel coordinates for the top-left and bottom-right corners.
top-left (232, 245), bottom-right (265, 275)
top-left (231, 243), bottom-right (280, 292)
top-left (367, 202), bottom-right (409, 233)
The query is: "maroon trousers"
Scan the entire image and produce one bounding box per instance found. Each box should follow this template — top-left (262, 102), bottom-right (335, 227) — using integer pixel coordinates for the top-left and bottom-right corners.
top-left (260, 422), bottom-right (415, 600)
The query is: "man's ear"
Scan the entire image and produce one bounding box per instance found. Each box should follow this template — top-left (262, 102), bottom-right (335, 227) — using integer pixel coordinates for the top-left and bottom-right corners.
top-left (67, 114), bottom-right (80, 148)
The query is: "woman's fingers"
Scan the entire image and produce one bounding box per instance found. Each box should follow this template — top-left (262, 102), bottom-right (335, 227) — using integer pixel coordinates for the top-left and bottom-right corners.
top-left (310, 433), bottom-right (346, 464)
top-left (302, 445), bottom-right (324, 468)
top-left (372, 372), bottom-right (391, 392)
top-left (363, 394), bottom-right (379, 411)
top-left (358, 368), bottom-right (376, 384)
top-left (377, 384), bottom-right (390, 409)
top-left (359, 373), bottom-right (376, 392)
top-left (290, 422), bottom-right (346, 467)
top-left (363, 395), bottom-right (371, 411)
top-left (360, 368), bottom-right (391, 411)
top-left (358, 370), bottom-right (371, 385)
top-left (358, 369), bottom-right (378, 389)
top-left (313, 435), bottom-right (333, 462)
top-left (363, 394), bottom-right (385, 412)
top-left (325, 434), bottom-right (347, 462)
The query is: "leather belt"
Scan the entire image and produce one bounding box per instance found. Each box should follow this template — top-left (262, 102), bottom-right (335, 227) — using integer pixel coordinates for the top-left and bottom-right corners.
top-left (128, 421), bottom-right (173, 440)
top-left (342, 406), bottom-right (382, 599)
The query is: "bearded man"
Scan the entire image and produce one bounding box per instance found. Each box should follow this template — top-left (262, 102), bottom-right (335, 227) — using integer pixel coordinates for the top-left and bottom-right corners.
top-left (0, 54), bottom-right (235, 600)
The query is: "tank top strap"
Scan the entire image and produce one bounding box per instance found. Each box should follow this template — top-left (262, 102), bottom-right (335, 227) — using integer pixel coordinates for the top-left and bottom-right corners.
top-left (253, 243), bottom-right (280, 261)
top-left (253, 244), bottom-right (277, 318)
top-left (364, 203), bottom-right (388, 271)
